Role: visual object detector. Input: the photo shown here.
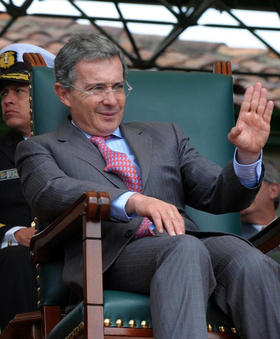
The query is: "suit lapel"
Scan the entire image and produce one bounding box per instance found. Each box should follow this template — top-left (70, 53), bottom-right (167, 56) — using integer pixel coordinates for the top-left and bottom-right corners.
top-left (56, 119), bottom-right (126, 188)
top-left (120, 123), bottom-right (153, 190)
top-left (56, 119), bottom-right (153, 189)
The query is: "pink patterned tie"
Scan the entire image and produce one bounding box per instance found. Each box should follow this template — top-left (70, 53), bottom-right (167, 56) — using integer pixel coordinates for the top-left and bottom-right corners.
top-left (90, 136), bottom-right (153, 238)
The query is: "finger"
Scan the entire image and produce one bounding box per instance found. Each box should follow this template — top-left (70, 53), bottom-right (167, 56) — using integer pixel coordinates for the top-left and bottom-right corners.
top-left (152, 212), bottom-right (164, 233)
top-left (250, 82), bottom-right (262, 113)
top-left (163, 219), bottom-right (176, 236)
top-left (29, 227), bottom-right (36, 236)
top-left (239, 86), bottom-right (253, 115)
top-left (163, 207), bottom-right (184, 236)
top-left (157, 208), bottom-right (177, 236)
top-left (21, 239), bottom-right (27, 246)
top-left (168, 206), bottom-right (185, 235)
top-left (228, 126), bottom-right (242, 142)
top-left (172, 216), bottom-right (185, 235)
top-left (256, 88), bottom-right (268, 116)
top-left (263, 100), bottom-right (274, 124)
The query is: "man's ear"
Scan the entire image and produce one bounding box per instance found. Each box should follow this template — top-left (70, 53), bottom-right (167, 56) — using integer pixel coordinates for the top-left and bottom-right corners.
top-left (54, 82), bottom-right (71, 108)
top-left (269, 183), bottom-right (280, 199)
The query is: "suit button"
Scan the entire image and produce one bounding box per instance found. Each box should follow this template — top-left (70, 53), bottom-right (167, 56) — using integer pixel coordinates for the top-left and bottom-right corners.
top-left (125, 230), bottom-right (133, 238)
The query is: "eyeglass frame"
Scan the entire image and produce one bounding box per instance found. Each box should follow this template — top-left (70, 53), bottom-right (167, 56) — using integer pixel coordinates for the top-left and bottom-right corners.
top-left (67, 80), bottom-right (133, 98)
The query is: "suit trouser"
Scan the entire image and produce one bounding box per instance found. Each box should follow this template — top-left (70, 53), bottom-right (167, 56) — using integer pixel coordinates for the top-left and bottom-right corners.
top-left (103, 233), bottom-right (280, 339)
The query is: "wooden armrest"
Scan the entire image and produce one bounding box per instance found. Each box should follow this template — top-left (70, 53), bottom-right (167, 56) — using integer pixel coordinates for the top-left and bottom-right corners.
top-left (249, 216), bottom-right (280, 253)
top-left (29, 191), bottom-right (110, 263)
top-left (0, 311), bottom-right (41, 339)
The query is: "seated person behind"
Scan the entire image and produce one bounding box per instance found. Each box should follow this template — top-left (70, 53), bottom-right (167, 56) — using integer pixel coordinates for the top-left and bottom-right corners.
top-left (241, 158), bottom-right (280, 239)
top-left (0, 43), bottom-right (55, 330)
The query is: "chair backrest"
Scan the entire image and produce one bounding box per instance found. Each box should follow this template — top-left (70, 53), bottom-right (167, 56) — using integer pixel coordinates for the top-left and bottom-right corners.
top-left (30, 66), bottom-right (241, 235)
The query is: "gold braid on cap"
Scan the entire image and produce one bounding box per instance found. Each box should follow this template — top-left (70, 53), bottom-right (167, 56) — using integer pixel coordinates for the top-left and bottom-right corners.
top-left (0, 51), bottom-right (17, 69)
top-left (1, 73), bottom-right (29, 80)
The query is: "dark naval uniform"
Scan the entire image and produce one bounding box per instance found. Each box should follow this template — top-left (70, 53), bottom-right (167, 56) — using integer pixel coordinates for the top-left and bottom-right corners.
top-left (0, 41), bottom-right (55, 330)
top-left (0, 130), bottom-right (37, 330)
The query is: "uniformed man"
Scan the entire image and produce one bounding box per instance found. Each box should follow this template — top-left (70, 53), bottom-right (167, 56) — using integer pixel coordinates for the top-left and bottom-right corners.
top-left (0, 43), bottom-right (55, 330)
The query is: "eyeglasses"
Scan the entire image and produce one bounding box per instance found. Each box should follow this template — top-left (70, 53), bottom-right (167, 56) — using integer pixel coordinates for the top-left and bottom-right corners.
top-left (69, 81), bottom-right (133, 98)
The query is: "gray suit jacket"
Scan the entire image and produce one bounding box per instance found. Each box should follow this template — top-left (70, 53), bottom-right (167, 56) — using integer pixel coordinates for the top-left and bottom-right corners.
top-left (16, 118), bottom-right (260, 290)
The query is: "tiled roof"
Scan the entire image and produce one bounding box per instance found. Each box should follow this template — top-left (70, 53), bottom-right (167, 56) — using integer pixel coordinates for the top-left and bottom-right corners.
top-left (0, 14), bottom-right (279, 109)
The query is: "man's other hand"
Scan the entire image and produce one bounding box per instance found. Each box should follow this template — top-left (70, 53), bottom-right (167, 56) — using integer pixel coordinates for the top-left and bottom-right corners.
top-left (126, 193), bottom-right (185, 236)
top-left (14, 227), bottom-right (36, 247)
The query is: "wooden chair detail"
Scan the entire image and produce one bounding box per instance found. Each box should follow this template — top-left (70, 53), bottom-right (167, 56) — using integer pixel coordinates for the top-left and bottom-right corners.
top-left (23, 52), bottom-right (47, 70)
top-left (214, 61), bottom-right (232, 76)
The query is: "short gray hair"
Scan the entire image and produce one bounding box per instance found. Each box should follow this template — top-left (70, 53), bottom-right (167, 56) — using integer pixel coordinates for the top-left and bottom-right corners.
top-left (55, 33), bottom-right (127, 88)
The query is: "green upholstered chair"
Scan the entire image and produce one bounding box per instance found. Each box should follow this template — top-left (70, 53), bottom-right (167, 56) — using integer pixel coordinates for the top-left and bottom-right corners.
top-left (3, 63), bottom-right (278, 339)
top-left (27, 65), bottom-right (240, 339)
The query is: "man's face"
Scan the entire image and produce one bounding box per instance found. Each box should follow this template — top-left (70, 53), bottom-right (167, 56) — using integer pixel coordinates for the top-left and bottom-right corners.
top-left (55, 56), bottom-right (126, 136)
top-left (241, 181), bottom-right (271, 219)
top-left (0, 82), bottom-right (31, 137)
top-left (240, 180), bottom-right (280, 222)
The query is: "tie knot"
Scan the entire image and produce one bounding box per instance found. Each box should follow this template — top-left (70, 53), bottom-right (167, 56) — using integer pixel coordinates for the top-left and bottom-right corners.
top-left (90, 135), bottom-right (112, 146)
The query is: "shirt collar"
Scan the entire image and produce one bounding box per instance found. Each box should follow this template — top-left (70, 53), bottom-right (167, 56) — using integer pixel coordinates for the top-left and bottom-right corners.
top-left (71, 120), bottom-right (122, 139)
top-left (252, 216), bottom-right (277, 230)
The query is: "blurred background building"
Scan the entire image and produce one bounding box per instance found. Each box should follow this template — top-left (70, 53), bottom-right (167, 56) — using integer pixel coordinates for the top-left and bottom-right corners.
top-left (0, 0), bottom-right (279, 169)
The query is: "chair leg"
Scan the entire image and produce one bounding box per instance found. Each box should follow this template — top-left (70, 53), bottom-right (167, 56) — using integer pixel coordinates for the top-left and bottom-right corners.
top-left (86, 305), bottom-right (104, 339)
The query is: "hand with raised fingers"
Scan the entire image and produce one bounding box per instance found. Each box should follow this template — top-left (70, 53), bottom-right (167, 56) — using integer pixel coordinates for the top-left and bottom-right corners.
top-left (228, 82), bottom-right (274, 164)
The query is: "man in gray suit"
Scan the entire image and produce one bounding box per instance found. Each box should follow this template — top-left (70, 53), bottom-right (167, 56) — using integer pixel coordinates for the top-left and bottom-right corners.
top-left (16, 33), bottom-right (280, 339)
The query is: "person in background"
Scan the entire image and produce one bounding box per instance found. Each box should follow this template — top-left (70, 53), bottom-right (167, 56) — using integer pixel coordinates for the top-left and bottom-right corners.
top-left (0, 43), bottom-right (55, 330)
top-left (241, 158), bottom-right (280, 238)
top-left (16, 33), bottom-right (280, 339)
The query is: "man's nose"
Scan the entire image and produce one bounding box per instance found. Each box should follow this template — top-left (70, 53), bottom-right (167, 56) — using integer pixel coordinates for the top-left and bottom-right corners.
top-left (2, 91), bottom-right (15, 103)
top-left (103, 90), bottom-right (118, 104)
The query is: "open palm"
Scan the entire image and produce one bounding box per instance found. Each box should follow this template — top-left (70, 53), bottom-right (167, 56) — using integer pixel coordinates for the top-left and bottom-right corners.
top-left (228, 82), bottom-right (274, 163)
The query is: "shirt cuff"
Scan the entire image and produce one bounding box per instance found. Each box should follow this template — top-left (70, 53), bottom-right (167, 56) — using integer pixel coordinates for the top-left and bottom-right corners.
top-left (1, 226), bottom-right (25, 249)
top-left (111, 191), bottom-right (138, 221)
top-left (233, 149), bottom-right (263, 188)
